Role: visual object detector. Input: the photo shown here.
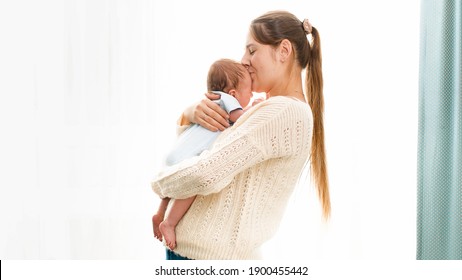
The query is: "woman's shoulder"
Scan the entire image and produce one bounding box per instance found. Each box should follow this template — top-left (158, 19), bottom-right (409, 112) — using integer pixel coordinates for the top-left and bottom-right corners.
top-left (235, 95), bottom-right (312, 128)
top-left (252, 96), bottom-right (312, 116)
top-left (267, 95), bottom-right (308, 105)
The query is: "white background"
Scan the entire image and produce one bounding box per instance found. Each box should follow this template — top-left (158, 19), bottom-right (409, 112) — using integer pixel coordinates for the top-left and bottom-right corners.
top-left (0, 0), bottom-right (419, 260)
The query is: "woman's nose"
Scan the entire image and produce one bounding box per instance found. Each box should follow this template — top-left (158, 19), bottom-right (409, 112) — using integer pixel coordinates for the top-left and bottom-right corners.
top-left (241, 55), bottom-right (250, 69)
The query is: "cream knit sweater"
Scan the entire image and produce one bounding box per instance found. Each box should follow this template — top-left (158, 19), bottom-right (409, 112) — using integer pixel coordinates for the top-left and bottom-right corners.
top-left (152, 96), bottom-right (313, 259)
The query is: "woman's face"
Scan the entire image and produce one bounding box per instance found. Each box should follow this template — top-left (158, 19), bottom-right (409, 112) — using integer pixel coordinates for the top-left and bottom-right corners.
top-left (241, 33), bottom-right (278, 93)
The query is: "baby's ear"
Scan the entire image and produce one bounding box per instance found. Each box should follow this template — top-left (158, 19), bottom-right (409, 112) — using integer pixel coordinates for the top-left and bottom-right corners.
top-left (228, 89), bottom-right (237, 97)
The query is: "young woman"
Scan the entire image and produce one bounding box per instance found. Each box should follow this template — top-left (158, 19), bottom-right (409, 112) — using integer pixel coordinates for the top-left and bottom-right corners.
top-left (152, 10), bottom-right (330, 260)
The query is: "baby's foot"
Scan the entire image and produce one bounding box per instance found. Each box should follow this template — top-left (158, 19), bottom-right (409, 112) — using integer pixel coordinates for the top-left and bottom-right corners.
top-left (159, 220), bottom-right (176, 250)
top-left (152, 214), bottom-right (164, 241)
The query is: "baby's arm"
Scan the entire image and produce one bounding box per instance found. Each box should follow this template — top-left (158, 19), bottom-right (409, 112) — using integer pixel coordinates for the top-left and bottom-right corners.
top-left (228, 108), bottom-right (244, 123)
top-left (229, 96), bottom-right (265, 123)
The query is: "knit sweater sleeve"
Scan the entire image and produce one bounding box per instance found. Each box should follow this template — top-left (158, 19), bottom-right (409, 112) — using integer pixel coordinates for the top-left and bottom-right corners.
top-left (151, 97), bottom-right (311, 199)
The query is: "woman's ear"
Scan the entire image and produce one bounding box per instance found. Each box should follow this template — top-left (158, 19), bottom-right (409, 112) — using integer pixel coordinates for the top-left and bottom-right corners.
top-left (278, 39), bottom-right (293, 63)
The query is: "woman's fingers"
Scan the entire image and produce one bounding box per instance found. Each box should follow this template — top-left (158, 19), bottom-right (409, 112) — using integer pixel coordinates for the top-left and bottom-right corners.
top-left (194, 99), bottom-right (229, 131)
top-left (204, 92), bottom-right (221, 100)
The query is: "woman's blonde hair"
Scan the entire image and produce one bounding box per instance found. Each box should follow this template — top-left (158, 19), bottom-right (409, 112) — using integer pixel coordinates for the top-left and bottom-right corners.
top-left (250, 11), bottom-right (331, 219)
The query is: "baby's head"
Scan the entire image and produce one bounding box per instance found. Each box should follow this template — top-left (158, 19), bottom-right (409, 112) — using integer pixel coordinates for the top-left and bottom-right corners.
top-left (207, 59), bottom-right (253, 107)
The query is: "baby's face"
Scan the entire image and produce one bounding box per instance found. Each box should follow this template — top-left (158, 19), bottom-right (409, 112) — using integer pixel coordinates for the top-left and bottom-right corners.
top-left (234, 71), bottom-right (253, 107)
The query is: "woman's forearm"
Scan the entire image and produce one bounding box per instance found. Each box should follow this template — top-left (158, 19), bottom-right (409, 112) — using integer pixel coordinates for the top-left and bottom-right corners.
top-left (152, 136), bottom-right (265, 199)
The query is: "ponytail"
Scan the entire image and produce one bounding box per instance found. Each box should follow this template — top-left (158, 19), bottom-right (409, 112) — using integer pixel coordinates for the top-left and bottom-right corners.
top-left (305, 27), bottom-right (331, 220)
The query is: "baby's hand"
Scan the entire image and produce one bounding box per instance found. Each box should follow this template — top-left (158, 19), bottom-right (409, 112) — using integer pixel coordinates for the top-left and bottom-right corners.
top-left (252, 97), bottom-right (265, 106)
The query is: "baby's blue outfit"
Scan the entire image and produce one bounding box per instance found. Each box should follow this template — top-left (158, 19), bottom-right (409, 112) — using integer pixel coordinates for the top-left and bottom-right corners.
top-left (165, 91), bottom-right (242, 166)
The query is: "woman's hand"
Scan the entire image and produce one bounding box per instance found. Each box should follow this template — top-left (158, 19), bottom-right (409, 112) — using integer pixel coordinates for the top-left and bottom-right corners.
top-left (183, 93), bottom-right (230, 132)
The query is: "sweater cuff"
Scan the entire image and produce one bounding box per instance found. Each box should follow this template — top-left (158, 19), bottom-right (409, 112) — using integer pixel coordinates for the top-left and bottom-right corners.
top-left (177, 112), bottom-right (191, 126)
top-left (151, 181), bottom-right (165, 199)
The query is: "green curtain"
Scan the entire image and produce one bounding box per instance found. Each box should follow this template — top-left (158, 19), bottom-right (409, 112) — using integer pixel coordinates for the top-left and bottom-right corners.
top-left (417, 0), bottom-right (462, 259)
